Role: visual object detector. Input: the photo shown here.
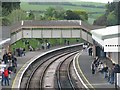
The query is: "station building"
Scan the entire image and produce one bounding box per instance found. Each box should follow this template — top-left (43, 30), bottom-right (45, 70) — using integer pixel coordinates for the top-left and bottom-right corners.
top-left (0, 26), bottom-right (11, 59)
top-left (91, 25), bottom-right (120, 86)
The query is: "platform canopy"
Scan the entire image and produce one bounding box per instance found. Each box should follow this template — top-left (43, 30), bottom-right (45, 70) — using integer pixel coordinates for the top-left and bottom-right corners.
top-left (0, 38), bottom-right (11, 46)
top-left (91, 25), bottom-right (120, 52)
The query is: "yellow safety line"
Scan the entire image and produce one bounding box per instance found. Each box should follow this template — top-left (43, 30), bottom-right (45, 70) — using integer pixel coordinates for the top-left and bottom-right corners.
top-left (12, 60), bottom-right (30, 89)
top-left (76, 52), bottom-right (95, 90)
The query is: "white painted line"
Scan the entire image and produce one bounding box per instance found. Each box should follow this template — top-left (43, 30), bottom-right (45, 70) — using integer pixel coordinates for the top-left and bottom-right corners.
top-left (86, 83), bottom-right (109, 86)
top-left (76, 51), bottom-right (94, 89)
top-left (73, 52), bottom-right (89, 90)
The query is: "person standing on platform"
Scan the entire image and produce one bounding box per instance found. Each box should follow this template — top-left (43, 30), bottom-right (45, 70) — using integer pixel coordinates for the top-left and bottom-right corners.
top-left (102, 66), bottom-right (108, 78)
top-left (23, 48), bottom-right (26, 56)
top-left (88, 47), bottom-right (92, 56)
top-left (7, 64), bottom-right (12, 79)
top-left (97, 62), bottom-right (104, 73)
top-left (0, 61), bottom-right (6, 86)
top-left (3, 53), bottom-right (8, 64)
top-left (67, 40), bottom-right (70, 45)
top-left (109, 63), bottom-right (115, 84)
top-left (4, 67), bottom-right (9, 86)
top-left (91, 62), bottom-right (95, 74)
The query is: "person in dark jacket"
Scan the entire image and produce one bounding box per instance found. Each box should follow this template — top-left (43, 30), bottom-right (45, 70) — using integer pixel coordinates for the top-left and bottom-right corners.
top-left (3, 53), bottom-right (8, 64)
top-left (88, 47), bottom-right (92, 56)
top-left (109, 63), bottom-right (115, 84)
top-left (8, 65), bottom-right (12, 79)
top-left (102, 66), bottom-right (108, 78)
top-left (91, 62), bottom-right (95, 74)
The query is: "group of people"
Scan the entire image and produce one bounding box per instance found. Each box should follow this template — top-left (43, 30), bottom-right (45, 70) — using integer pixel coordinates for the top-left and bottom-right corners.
top-left (41, 42), bottom-right (51, 50)
top-left (91, 57), bottom-right (106, 74)
top-left (0, 52), bottom-right (17, 86)
top-left (83, 43), bottom-right (93, 56)
top-left (13, 48), bottom-right (26, 57)
top-left (91, 56), bottom-right (120, 84)
top-left (64, 40), bottom-right (70, 45)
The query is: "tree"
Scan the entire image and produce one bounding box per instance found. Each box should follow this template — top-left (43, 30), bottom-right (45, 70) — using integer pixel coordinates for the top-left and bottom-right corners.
top-left (73, 10), bottom-right (88, 21)
top-left (1, 2), bottom-right (21, 25)
top-left (2, 2), bottom-right (20, 16)
top-left (53, 6), bottom-right (65, 19)
top-left (28, 11), bottom-right (35, 20)
top-left (2, 17), bottom-right (11, 26)
top-left (8, 9), bottom-right (27, 24)
top-left (94, 1), bottom-right (120, 26)
top-left (114, 1), bottom-right (120, 24)
top-left (44, 7), bottom-right (65, 20)
top-left (118, 2), bottom-right (120, 24)
top-left (64, 10), bottom-right (81, 20)
top-left (107, 11), bottom-right (118, 26)
top-left (93, 15), bottom-right (107, 26)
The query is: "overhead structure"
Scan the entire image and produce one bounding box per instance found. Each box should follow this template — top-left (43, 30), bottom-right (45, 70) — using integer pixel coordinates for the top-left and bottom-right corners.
top-left (10, 20), bottom-right (103, 44)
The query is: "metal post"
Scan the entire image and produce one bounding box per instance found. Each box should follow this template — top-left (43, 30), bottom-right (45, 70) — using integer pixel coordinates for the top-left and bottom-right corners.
top-left (115, 73), bottom-right (118, 90)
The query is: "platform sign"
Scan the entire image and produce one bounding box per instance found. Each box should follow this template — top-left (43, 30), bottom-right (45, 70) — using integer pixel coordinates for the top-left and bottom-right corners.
top-left (104, 37), bottom-right (120, 52)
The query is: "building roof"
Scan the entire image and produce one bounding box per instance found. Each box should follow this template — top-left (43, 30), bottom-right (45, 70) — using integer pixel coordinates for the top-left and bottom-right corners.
top-left (91, 25), bottom-right (120, 52)
top-left (91, 25), bottom-right (120, 40)
top-left (11, 20), bottom-right (104, 33)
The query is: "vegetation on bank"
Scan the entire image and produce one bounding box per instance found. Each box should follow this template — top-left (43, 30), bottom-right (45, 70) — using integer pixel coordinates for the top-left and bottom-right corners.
top-left (11, 38), bottom-right (85, 52)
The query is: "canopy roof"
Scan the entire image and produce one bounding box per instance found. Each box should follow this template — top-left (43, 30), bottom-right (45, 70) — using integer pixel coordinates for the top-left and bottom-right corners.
top-left (0, 38), bottom-right (11, 46)
top-left (91, 25), bottom-right (120, 40)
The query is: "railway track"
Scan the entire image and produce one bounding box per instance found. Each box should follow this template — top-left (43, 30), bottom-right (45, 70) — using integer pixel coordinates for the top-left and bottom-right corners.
top-left (20, 46), bottom-right (83, 90)
top-left (25, 52), bottom-right (69, 89)
top-left (56, 53), bottom-right (78, 90)
top-left (25, 51), bottom-right (77, 90)
top-left (42, 52), bottom-right (78, 89)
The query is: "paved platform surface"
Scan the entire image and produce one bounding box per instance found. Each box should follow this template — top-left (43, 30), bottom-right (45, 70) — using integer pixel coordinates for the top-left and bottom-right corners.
top-left (0, 45), bottom-right (65, 89)
top-left (78, 50), bottom-right (116, 89)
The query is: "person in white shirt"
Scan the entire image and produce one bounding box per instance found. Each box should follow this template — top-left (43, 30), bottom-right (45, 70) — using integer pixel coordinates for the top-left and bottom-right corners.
top-left (0, 61), bottom-right (7, 86)
top-left (97, 62), bottom-right (104, 72)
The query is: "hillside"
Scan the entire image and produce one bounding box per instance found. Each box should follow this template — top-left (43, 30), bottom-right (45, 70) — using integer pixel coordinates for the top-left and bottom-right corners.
top-left (20, 2), bottom-right (106, 24)
top-left (20, 2), bottom-right (105, 12)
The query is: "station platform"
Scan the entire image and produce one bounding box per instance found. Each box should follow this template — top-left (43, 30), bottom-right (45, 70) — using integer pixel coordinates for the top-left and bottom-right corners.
top-left (77, 50), bottom-right (116, 89)
top-left (0, 45), bottom-right (65, 89)
top-left (1, 44), bottom-right (116, 89)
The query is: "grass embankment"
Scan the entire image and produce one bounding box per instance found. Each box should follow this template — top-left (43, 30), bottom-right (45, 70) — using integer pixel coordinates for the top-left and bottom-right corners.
top-left (11, 38), bottom-right (84, 52)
